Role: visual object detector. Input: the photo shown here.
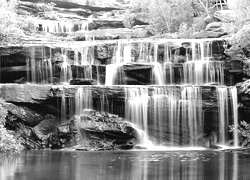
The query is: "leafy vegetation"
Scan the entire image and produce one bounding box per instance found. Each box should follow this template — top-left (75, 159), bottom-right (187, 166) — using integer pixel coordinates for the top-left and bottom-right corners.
top-left (123, 0), bottom-right (216, 37)
top-left (224, 0), bottom-right (250, 58)
top-left (0, 98), bottom-right (24, 154)
top-left (0, 0), bottom-right (20, 44)
top-left (230, 121), bottom-right (250, 147)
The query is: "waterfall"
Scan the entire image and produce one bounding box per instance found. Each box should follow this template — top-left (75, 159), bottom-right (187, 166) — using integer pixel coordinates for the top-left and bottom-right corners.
top-left (60, 55), bottom-right (72, 84)
top-left (123, 44), bottom-right (132, 63)
top-left (183, 61), bottom-right (224, 85)
top-left (151, 87), bottom-right (179, 146)
top-left (75, 87), bottom-right (93, 115)
top-left (230, 87), bottom-right (239, 147)
top-left (163, 62), bottom-right (174, 84)
top-left (180, 86), bottom-right (203, 146)
top-left (5, 38), bottom-right (242, 149)
top-left (35, 19), bottom-right (89, 33)
top-left (217, 87), bottom-right (229, 145)
top-left (105, 64), bottom-right (124, 85)
top-left (125, 86), bottom-right (149, 136)
top-left (151, 62), bottom-right (164, 85)
top-left (30, 47), bottom-right (36, 83)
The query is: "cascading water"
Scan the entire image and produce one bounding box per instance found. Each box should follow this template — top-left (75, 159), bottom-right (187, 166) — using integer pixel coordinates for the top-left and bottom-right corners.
top-left (217, 87), bottom-right (229, 145)
top-left (183, 61), bottom-right (224, 85)
top-left (230, 86), bottom-right (239, 147)
top-left (35, 19), bottom-right (89, 33)
top-left (3, 36), bottom-right (241, 149)
top-left (60, 55), bottom-right (72, 84)
top-left (75, 86), bottom-right (93, 115)
top-left (180, 86), bottom-right (203, 146)
top-left (125, 86), bottom-right (150, 146)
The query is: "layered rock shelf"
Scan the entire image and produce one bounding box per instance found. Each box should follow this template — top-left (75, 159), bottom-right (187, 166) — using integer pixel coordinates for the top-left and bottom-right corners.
top-left (1, 0), bottom-right (249, 151)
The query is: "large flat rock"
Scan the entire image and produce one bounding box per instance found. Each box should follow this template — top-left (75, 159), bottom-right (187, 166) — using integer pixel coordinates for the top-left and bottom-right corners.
top-left (0, 84), bottom-right (227, 109)
top-left (0, 84), bottom-right (51, 103)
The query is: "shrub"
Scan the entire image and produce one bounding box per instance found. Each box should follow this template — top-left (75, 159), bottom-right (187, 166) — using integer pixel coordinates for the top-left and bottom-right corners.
top-left (123, 0), bottom-right (213, 35)
top-left (225, 0), bottom-right (250, 57)
top-left (0, 99), bottom-right (24, 154)
top-left (0, 0), bottom-right (19, 44)
top-left (229, 121), bottom-right (250, 147)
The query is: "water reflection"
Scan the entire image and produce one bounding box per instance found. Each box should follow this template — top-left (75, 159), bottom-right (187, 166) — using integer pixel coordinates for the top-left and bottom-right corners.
top-left (0, 150), bottom-right (248, 180)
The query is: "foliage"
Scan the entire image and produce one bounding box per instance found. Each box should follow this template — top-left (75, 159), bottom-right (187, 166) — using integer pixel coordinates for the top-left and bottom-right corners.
top-left (229, 121), bottom-right (250, 147)
top-left (123, 0), bottom-right (216, 35)
top-left (225, 24), bottom-right (250, 57)
top-left (228, 0), bottom-right (250, 25)
top-left (148, 0), bottom-right (194, 33)
top-left (0, 98), bottom-right (24, 154)
top-left (0, 0), bottom-right (20, 44)
top-left (224, 0), bottom-right (250, 58)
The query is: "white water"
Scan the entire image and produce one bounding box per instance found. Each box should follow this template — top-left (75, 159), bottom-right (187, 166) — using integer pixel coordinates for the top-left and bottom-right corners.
top-left (183, 61), bottom-right (224, 85)
top-left (230, 87), bottom-right (239, 147)
top-left (217, 87), bottom-right (229, 145)
top-left (181, 86), bottom-right (203, 146)
top-left (35, 19), bottom-right (89, 33)
top-left (105, 64), bottom-right (124, 85)
top-left (60, 55), bottom-right (72, 83)
top-left (19, 38), bottom-right (240, 149)
top-left (125, 87), bottom-right (149, 134)
top-left (75, 87), bottom-right (93, 115)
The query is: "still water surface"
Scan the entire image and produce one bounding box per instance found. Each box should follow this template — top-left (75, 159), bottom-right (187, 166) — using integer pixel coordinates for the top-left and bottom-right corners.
top-left (1, 150), bottom-right (250, 180)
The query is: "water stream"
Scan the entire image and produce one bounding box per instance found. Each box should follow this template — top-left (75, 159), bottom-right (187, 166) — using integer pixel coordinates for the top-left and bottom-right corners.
top-left (0, 37), bottom-right (239, 148)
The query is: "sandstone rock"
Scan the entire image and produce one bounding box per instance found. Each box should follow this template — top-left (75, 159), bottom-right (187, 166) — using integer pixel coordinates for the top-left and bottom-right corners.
top-left (224, 59), bottom-right (244, 73)
top-left (122, 12), bottom-right (149, 28)
top-left (90, 19), bottom-right (125, 29)
top-left (33, 119), bottom-right (59, 140)
top-left (0, 84), bottom-right (51, 103)
top-left (75, 109), bottom-right (138, 150)
top-left (1, 103), bottom-right (47, 127)
top-left (214, 10), bottom-right (236, 23)
top-left (0, 47), bottom-right (24, 56)
top-left (204, 15), bottom-right (218, 24)
top-left (94, 44), bottom-right (114, 61)
top-left (243, 60), bottom-right (250, 78)
top-left (70, 78), bottom-right (97, 85)
top-left (205, 22), bottom-right (237, 37)
top-left (131, 25), bottom-right (153, 38)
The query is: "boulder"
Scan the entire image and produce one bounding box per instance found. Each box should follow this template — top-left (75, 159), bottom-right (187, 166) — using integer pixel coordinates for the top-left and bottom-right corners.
top-left (122, 12), bottom-right (149, 28)
top-left (70, 78), bottom-right (97, 85)
top-left (205, 22), bottom-right (237, 37)
top-left (33, 119), bottom-right (59, 140)
top-left (214, 10), bottom-right (236, 23)
top-left (94, 44), bottom-right (114, 61)
top-left (204, 15), bottom-right (218, 24)
top-left (131, 25), bottom-right (153, 38)
top-left (1, 102), bottom-right (49, 127)
top-left (75, 110), bottom-right (138, 150)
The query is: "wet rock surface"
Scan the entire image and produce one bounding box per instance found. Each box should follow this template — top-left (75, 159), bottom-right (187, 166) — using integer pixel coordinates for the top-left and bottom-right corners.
top-left (76, 110), bottom-right (138, 150)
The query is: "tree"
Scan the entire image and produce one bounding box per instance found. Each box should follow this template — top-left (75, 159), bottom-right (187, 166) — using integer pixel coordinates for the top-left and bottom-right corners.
top-left (148, 0), bottom-right (194, 33)
top-left (228, 0), bottom-right (250, 24)
top-left (224, 0), bottom-right (250, 57)
top-left (0, 98), bottom-right (24, 154)
top-left (0, 0), bottom-right (19, 43)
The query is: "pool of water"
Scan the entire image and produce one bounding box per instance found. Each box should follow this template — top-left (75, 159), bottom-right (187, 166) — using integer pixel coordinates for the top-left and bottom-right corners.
top-left (1, 149), bottom-right (250, 180)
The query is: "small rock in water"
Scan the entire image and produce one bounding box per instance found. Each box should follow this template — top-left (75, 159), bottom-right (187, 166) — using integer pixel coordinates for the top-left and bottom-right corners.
top-left (14, 77), bottom-right (27, 84)
top-left (70, 78), bottom-right (96, 85)
top-left (134, 145), bottom-right (148, 150)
